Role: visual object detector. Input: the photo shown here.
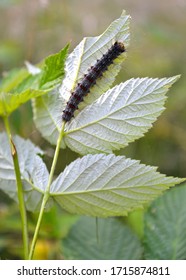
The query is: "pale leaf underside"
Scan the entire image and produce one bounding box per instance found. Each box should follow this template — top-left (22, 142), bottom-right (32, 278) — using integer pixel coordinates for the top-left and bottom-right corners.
top-left (60, 10), bottom-right (130, 107)
top-left (0, 133), bottom-right (49, 212)
top-left (33, 10), bottom-right (130, 147)
top-left (50, 154), bottom-right (184, 217)
top-left (64, 76), bottom-right (180, 155)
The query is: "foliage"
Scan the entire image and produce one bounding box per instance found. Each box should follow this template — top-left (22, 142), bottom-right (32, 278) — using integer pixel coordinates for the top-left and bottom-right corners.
top-left (0, 11), bottom-right (185, 260)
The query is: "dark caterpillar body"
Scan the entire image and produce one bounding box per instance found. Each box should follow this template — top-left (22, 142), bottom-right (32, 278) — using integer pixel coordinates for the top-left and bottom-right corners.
top-left (62, 41), bottom-right (125, 122)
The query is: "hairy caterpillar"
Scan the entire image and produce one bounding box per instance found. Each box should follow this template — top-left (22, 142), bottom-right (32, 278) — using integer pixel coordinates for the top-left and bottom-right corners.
top-left (62, 41), bottom-right (126, 122)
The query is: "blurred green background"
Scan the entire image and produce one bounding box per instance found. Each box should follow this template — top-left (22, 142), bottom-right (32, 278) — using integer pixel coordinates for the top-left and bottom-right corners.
top-left (0, 0), bottom-right (186, 259)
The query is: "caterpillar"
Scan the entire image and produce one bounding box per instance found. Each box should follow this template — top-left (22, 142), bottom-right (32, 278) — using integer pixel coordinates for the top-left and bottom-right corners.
top-left (62, 41), bottom-right (126, 122)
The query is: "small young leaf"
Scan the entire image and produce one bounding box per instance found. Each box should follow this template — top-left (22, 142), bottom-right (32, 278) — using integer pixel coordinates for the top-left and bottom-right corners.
top-left (0, 133), bottom-right (49, 212)
top-left (50, 154), bottom-right (185, 217)
top-left (39, 44), bottom-right (69, 89)
top-left (62, 217), bottom-right (143, 260)
top-left (33, 10), bottom-right (130, 146)
top-left (144, 184), bottom-right (186, 260)
top-left (64, 76), bottom-right (180, 155)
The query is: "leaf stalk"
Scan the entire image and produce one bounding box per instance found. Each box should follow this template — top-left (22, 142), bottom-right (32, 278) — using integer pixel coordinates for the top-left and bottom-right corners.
top-left (28, 121), bottom-right (66, 259)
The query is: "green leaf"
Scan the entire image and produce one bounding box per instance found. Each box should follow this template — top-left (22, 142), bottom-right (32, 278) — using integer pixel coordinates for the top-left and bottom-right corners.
top-left (39, 44), bottom-right (69, 89)
top-left (0, 132), bottom-right (49, 212)
top-left (12, 73), bottom-right (42, 93)
top-left (64, 76), bottom-right (180, 154)
top-left (62, 217), bottom-right (143, 260)
top-left (50, 154), bottom-right (185, 217)
top-left (144, 184), bottom-right (186, 260)
top-left (0, 68), bottom-right (28, 93)
top-left (33, 10), bottom-right (130, 146)
top-left (0, 67), bottom-right (46, 116)
top-left (0, 65), bottom-right (44, 99)
top-left (0, 44), bottom-right (69, 117)
top-left (0, 88), bottom-right (47, 116)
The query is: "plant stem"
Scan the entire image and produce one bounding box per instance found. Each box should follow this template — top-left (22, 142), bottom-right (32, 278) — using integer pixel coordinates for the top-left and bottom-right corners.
top-left (3, 116), bottom-right (29, 260)
top-left (28, 121), bottom-right (66, 260)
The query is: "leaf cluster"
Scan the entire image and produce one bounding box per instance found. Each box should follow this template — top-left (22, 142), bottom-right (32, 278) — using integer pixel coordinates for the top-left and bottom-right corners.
top-left (0, 11), bottom-right (185, 260)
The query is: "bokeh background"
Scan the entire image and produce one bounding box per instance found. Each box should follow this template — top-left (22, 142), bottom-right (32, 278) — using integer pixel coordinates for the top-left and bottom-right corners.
top-left (0, 0), bottom-right (186, 259)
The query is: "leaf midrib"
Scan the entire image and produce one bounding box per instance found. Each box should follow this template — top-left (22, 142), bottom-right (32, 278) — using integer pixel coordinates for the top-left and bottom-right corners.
top-left (51, 184), bottom-right (167, 196)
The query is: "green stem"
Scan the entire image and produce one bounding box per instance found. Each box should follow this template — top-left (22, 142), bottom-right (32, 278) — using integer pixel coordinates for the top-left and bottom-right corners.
top-left (28, 122), bottom-right (66, 260)
top-left (3, 116), bottom-right (29, 260)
